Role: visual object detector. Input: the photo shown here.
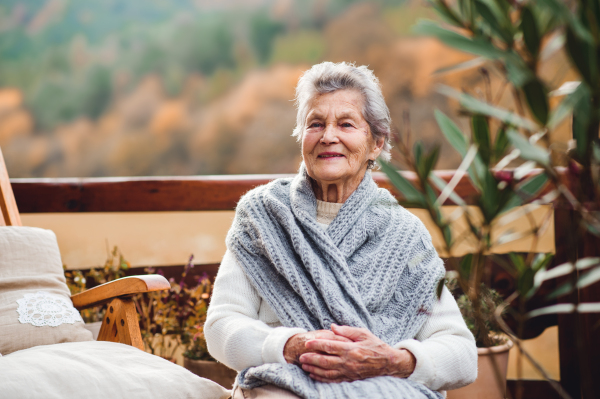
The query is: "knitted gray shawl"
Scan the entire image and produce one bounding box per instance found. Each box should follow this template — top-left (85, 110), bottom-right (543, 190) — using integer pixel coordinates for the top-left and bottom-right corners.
top-left (226, 165), bottom-right (445, 399)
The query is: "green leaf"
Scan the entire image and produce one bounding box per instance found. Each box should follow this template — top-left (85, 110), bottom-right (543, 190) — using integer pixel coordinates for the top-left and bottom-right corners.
top-left (528, 303), bottom-right (600, 319)
top-left (506, 129), bottom-right (550, 167)
top-left (516, 173), bottom-right (548, 199)
top-left (505, 59), bottom-right (535, 87)
top-left (509, 252), bottom-right (526, 273)
top-left (532, 253), bottom-right (554, 273)
top-left (527, 304), bottom-right (575, 319)
top-left (412, 20), bottom-right (507, 59)
top-left (540, 32), bottom-right (565, 61)
top-left (430, 0), bottom-right (464, 27)
top-left (379, 161), bottom-right (427, 206)
top-left (423, 145), bottom-right (441, 180)
top-left (572, 87), bottom-right (593, 159)
top-left (548, 82), bottom-right (589, 129)
top-left (537, 0), bottom-right (594, 43)
top-left (459, 254), bottom-right (473, 280)
top-left (471, 115), bottom-right (492, 165)
top-left (593, 141), bottom-right (600, 163)
top-left (436, 278), bottom-right (446, 300)
top-left (414, 141), bottom-right (424, 166)
top-left (437, 85), bottom-right (539, 131)
top-left (578, 266), bottom-right (600, 289)
top-left (474, 0), bottom-right (513, 44)
top-left (434, 58), bottom-right (485, 75)
top-left (434, 109), bottom-right (468, 156)
top-left (565, 27), bottom-right (598, 87)
top-left (430, 173), bottom-right (467, 206)
top-left (521, 6), bottom-right (540, 56)
top-left (522, 78), bottom-right (549, 125)
top-left (518, 268), bottom-right (535, 296)
top-left (479, 169), bottom-right (500, 223)
top-left (492, 127), bottom-right (510, 163)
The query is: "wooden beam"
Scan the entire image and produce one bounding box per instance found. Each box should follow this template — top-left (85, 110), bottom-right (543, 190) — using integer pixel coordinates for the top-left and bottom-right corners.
top-left (0, 147), bottom-right (22, 225)
top-left (10, 169), bottom-right (551, 213)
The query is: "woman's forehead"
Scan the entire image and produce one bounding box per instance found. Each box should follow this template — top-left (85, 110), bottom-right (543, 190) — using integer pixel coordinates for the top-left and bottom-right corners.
top-left (306, 90), bottom-right (365, 118)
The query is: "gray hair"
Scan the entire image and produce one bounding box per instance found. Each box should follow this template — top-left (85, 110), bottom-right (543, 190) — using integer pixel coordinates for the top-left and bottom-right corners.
top-left (292, 61), bottom-right (392, 164)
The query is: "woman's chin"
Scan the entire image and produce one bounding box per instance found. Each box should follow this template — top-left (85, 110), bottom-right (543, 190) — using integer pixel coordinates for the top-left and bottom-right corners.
top-left (311, 169), bottom-right (350, 183)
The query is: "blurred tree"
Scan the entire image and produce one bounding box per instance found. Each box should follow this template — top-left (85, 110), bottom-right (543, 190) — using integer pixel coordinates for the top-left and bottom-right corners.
top-left (250, 13), bottom-right (284, 64)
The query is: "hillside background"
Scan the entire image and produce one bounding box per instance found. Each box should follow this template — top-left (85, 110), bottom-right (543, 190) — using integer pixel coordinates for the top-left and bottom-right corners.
top-left (0, 0), bottom-right (574, 177)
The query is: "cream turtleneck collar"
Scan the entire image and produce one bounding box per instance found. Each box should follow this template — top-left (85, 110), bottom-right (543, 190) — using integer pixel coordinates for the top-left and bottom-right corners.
top-left (316, 200), bottom-right (343, 228)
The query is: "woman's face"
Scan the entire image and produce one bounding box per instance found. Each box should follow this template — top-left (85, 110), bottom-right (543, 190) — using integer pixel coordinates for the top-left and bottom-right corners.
top-left (301, 89), bottom-right (383, 186)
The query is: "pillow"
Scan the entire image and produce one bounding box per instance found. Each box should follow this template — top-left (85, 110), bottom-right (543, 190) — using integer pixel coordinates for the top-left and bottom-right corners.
top-left (0, 341), bottom-right (231, 399)
top-left (0, 227), bottom-right (93, 355)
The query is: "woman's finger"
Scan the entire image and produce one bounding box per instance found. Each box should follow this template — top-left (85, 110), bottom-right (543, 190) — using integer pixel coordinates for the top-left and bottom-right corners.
top-left (299, 352), bottom-right (343, 369)
top-left (305, 338), bottom-right (349, 354)
top-left (301, 364), bottom-right (342, 379)
top-left (308, 374), bottom-right (351, 384)
top-left (312, 330), bottom-right (352, 343)
top-left (331, 324), bottom-right (371, 341)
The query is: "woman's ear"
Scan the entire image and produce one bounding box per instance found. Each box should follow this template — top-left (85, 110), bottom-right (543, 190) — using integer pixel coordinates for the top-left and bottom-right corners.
top-left (370, 137), bottom-right (385, 160)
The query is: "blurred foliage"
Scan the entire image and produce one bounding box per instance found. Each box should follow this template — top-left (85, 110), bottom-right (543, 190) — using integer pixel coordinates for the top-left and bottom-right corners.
top-left (133, 255), bottom-right (214, 361)
top-left (0, 0), bottom-right (406, 130)
top-left (381, 0), bottom-right (600, 396)
top-left (451, 281), bottom-right (507, 347)
top-left (64, 245), bottom-right (130, 323)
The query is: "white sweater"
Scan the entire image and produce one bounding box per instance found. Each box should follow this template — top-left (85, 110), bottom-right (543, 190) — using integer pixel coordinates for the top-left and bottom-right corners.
top-left (205, 201), bottom-right (477, 392)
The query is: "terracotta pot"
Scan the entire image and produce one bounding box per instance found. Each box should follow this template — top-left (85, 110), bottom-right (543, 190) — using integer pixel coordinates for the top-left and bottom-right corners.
top-left (183, 358), bottom-right (237, 389)
top-left (447, 340), bottom-right (514, 399)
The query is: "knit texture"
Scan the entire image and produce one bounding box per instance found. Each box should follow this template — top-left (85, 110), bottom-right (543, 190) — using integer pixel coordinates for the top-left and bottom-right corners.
top-left (226, 165), bottom-right (445, 399)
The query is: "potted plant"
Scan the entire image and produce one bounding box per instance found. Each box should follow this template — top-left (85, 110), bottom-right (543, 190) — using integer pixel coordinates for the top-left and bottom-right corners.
top-left (64, 246), bottom-right (130, 339)
top-left (133, 255), bottom-right (236, 387)
top-left (448, 278), bottom-right (514, 399)
top-left (379, 1), bottom-right (600, 398)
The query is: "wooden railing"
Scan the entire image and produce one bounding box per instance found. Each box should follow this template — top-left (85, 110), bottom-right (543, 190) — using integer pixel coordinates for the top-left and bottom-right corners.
top-left (11, 169), bottom-right (552, 213)
top-left (9, 170), bottom-right (579, 399)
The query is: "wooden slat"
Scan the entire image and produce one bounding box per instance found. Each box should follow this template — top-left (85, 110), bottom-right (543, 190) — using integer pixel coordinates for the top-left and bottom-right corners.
top-left (0, 147), bottom-right (21, 225)
top-left (554, 207), bottom-right (582, 399)
top-left (10, 169), bottom-right (551, 213)
top-left (97, 297), bottom-right (144, 350)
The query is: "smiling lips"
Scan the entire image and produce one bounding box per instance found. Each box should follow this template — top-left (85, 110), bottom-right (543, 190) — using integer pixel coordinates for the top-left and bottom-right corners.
top-left (318, 152), bottom-right (345, 159)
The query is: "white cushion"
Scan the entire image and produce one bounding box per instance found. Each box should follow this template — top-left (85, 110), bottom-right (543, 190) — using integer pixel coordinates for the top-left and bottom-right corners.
top-left (0, 341), bottom-right (231, 399)
top-left (0, 227), bottom-right (93, 355)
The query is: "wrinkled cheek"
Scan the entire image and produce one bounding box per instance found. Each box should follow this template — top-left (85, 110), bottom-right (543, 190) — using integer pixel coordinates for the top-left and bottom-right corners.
top-left (347, 142), bottom-right (370, 166)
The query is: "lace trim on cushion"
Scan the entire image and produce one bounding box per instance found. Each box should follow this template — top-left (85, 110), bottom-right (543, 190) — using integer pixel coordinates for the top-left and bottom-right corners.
top-left (16, 291), bottom-right (83, 327)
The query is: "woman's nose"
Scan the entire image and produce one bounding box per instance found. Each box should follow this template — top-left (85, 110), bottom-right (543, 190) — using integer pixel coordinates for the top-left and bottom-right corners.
top-left (320, 124), bottom-right (339, 144)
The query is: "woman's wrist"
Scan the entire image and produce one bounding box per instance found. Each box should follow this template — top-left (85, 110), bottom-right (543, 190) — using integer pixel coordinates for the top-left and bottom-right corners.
top-left (387, 348), bottom-right (416, 378)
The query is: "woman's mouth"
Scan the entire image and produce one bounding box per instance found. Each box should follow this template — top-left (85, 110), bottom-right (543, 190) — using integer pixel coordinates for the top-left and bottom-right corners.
top-left (318, 152), bottom-right (345, 158)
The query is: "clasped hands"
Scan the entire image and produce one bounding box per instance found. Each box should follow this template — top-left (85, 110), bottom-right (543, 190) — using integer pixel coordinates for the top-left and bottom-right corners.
top-left (283, 324), bottom-right (416, 383)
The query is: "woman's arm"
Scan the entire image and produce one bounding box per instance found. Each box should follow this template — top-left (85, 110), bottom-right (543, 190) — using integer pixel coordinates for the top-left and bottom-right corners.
top-left (205, 250), bottom-right (307, 371)
top-left (396, 286), bottom-right (478, 391)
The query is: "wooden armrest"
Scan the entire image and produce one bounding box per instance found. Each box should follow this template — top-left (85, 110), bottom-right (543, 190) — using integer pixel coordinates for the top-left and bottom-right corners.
top-left (71, 275), bottom-right (170, 310)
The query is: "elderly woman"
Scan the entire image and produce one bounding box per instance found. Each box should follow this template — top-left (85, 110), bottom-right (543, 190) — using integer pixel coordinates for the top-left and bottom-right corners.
top-left (205, 62), bottom-right (477, 399)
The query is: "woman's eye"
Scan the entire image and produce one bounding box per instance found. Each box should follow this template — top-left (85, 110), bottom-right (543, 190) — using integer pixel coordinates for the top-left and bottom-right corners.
top-left (341, 122), bottom-right (353, 128)
top-left (309, 122), bottom-right (323, 128)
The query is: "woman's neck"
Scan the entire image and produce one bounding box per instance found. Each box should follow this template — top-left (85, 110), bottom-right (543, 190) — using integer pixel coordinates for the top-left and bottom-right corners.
top-left (310, 170), bottom-right (367, 203)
